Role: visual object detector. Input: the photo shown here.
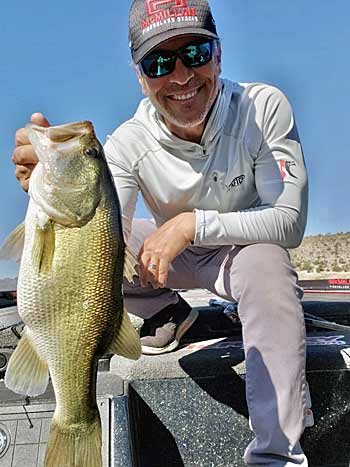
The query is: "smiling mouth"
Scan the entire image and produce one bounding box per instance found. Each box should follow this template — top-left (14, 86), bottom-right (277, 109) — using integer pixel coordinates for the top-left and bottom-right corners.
top-left (168, 87), bottom-right (201, 102)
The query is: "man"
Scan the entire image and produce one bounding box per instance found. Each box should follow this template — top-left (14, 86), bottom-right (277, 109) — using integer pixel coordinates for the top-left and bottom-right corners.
top-left (13, 0), bottom-right (309, 464)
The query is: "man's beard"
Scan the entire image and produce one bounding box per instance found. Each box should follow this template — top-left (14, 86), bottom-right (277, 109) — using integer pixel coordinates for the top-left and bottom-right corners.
top-left (153, 79), bottom-right (220, 130)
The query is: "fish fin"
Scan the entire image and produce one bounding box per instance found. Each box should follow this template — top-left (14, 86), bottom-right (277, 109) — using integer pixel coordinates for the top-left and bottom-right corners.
top-left (108, 309), bottom-right (141, 360)
top-left (123, 243), bottom-right (138, 283)
top-left (45, 413), bottom-right (102, 467)
top-left (32, 220), bottom-right (55, 273)
top-left (0, 222), bottom-right (25, 262)
top-left (5, 330), bottom-right (49, 396)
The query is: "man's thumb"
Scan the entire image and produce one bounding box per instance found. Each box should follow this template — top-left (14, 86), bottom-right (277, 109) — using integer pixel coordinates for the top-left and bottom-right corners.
top-left (30, 112), bottom-right (50, 127)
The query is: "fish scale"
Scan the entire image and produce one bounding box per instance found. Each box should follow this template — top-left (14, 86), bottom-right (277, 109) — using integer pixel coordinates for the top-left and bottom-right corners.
top-left (20, 188), bottom-right (121, 420)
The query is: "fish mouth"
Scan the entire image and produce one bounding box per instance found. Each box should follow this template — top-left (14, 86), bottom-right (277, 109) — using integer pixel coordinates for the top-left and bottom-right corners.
top-left (26, 121), bottom-right (100, 162)
top-left (28, 121), bottom-right (95, 143)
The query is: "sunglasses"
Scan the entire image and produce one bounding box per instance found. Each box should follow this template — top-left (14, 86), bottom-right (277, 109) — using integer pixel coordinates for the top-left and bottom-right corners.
top-left (140, 39), bottom-right (215, 79)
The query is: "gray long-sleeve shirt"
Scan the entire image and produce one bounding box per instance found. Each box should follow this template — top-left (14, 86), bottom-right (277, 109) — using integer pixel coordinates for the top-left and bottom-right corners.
top-left (104, 79), bottom-right (308, 249)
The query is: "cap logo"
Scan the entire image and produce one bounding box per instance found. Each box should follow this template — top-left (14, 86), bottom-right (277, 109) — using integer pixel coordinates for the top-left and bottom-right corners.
top-left (142, 0), bottom-right (198, 33)
top-left (146, 0), bottom-right (186, 15)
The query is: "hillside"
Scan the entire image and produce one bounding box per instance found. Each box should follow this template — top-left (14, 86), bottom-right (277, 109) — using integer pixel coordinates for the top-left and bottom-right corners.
top-left (289, 232), bottom-right (350, 279)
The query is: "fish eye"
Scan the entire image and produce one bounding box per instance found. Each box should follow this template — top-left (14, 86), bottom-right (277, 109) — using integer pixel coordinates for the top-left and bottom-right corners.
top-left (84, 148), bottom-right (99, 158)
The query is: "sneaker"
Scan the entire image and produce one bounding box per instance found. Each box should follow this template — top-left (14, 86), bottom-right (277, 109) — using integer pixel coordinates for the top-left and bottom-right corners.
top-left (140, 295), bottom-right (198, 355)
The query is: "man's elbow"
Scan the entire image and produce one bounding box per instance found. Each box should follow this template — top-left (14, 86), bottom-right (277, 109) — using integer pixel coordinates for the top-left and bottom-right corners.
top-left (277, 207), bottom-right (307, 249)
top-left (284, 230), bottom-right (303, 249)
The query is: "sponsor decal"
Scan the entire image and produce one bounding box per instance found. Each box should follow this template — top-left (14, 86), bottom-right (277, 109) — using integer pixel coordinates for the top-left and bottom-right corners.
top-left (142, 0), bottom-right (198, 33)
top-left (307, 335), bottom-right (347, 346)
top-left (224, 174), bottom-right (245, 191)
top-left (329, 278), bottom-right (350, 288)
top-left (279, 160), bottom-right (297, 180)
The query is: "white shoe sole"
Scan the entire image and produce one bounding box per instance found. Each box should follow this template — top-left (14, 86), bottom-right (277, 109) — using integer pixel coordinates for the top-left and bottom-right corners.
top-left (141, 309), bottom-right (199, 355)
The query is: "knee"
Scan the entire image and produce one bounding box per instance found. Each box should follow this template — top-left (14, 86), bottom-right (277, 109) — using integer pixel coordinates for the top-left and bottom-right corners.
top-left (233, 244), bottom-right (296, 293)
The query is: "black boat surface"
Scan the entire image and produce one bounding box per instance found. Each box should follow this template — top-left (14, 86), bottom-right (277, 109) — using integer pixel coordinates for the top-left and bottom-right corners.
top-left (0, 284), bottom-right (350, 467)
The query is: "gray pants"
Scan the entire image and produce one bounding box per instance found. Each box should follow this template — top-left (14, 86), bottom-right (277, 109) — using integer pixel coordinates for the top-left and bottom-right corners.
top-left (125, 220), bottom-right (308, 466)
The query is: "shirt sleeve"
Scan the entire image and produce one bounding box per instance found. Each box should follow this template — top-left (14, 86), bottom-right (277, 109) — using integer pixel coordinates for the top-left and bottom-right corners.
top-left (194, 87), bottom-right (308, 249)
top-left (104, 136), bottom-right (139, 242)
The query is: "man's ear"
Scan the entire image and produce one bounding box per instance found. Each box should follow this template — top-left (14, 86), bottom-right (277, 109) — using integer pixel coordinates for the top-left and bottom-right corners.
top-left (134, 64), bottom-right (149, 96)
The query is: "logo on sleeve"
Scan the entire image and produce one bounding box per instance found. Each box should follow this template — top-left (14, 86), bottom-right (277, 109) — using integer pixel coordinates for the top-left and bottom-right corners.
top-left (279, 160), bottom-right (297, 180)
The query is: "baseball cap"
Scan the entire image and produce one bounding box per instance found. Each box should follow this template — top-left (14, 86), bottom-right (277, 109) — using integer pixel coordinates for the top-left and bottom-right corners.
top-left (129, 0), bottom-right (219, 64)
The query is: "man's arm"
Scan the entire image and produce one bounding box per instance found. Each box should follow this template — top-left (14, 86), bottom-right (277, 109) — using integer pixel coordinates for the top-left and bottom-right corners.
top-left (194, 86), bottom-right (308, 249)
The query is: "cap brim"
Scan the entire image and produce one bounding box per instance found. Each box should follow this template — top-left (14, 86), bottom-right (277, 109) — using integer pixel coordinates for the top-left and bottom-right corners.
top-left (133, 28), bottom-right (219, 64)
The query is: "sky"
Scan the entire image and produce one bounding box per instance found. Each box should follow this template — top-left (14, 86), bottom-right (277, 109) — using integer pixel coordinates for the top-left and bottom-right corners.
top-left (0, 0), bottom-right (349, 278)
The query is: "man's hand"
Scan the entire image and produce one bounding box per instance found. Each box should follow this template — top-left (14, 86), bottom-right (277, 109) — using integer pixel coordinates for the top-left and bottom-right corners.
top-left (138, 212), bottom-right (196, 289)
top-left (12, 113), bottom-right (50, 192)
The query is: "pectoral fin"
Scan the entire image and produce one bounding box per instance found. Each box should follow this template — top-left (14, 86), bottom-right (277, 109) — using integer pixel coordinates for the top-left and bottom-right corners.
top-left (32, 220), bottom-right (55, 273)
top-left (0, 222), bottom-right (25, 262)
top-left (108, 309), bottom-right (141, 360)
top-left (123, 244), bottom-right (138, 283)
top-left (5, 330), bottom-right (49, 396)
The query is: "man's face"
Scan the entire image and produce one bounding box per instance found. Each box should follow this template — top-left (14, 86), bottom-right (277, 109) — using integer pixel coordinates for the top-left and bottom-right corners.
top-left (136, 35), bottom-right (222, 136)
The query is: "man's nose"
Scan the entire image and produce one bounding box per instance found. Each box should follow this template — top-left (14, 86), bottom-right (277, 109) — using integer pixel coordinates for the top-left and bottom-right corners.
top-left (169, 57), bottom-right (194, 85)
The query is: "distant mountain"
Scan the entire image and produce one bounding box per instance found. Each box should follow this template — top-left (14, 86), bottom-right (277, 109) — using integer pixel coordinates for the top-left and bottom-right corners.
top-left (0, 277), bottom-right (17, 291)
top-left (289, 232), bottom-right (350, 279)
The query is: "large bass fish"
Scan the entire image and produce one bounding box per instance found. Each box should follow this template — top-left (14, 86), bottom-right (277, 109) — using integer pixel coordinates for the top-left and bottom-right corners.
top-left (0, 121), bottom-right (141, 466)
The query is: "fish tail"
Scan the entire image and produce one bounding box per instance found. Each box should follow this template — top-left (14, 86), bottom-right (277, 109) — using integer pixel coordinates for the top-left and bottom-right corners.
top-left (45, 413), bottom-right (102, 467)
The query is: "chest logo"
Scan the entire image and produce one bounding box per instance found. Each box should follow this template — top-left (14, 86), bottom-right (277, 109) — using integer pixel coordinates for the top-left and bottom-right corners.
top-left (224, 174), bottom-right (245, 191)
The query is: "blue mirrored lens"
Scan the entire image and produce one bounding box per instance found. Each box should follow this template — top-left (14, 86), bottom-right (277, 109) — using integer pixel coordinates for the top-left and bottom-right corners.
top-left (182, 42), bottom-right (212, 67)
top-left (141, 52), bottom-right (176, 78)
top-left (141, 40), bottom-right (214, 78)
